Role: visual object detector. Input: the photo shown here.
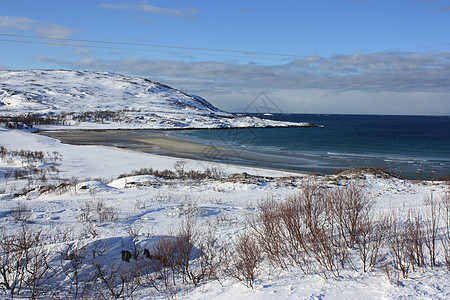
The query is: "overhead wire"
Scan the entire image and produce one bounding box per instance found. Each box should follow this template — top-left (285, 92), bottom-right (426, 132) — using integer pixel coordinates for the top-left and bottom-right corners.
top-left (1, 33), bottom-right (432, 66)
top-left (0, 33), bottom-right (323, 61)
top-left (0, 38), bottom-right (295, 61)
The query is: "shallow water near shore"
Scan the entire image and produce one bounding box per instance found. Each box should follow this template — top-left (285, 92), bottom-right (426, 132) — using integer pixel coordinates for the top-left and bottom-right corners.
top-left (39, 114), bottom-right (450, 179)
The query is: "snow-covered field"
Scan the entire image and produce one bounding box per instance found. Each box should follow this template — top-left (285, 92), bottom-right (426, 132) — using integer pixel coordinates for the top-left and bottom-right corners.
top-left (0, 70), bottom-right (449, 299)
top-left (1, 127), bottom-right (449, 299)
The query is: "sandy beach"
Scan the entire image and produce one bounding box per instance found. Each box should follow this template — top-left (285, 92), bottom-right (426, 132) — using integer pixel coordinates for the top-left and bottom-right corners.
top-left (37, 129), bottom-right (318, 173)
top-left (38, 129), bottom-right (245, 161)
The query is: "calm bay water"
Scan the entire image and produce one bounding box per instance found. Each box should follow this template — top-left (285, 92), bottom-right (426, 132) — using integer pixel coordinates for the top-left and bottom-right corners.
top-left (171, 114), bottom-right (450, 179)
top-left (40, 114), bottom-right (450, 179)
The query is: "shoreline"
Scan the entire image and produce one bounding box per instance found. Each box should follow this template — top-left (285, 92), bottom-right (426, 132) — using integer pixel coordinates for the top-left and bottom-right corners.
top-left (32, 122), bottom-right (321, 132)
top-left (36, 129), bottom-right (312, 176)
top-left (36, 128), bottom-right (449, 180)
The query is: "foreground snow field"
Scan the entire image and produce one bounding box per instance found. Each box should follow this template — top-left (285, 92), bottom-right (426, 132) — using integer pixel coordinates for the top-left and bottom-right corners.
top-left (1, 127), bottom-right (449, 299)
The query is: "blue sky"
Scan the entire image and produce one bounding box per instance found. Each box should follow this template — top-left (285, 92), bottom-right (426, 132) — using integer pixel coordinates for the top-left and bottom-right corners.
top-left (1, 0), bottom-right (450, 115)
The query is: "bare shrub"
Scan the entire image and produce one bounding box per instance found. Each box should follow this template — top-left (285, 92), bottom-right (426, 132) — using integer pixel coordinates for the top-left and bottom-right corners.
top-left (278, 194), bottom-right (308, 270)
top-left (91, 261), bottom-right (126, 299)
top-left (0, 227), bottom-right (26, 297)
top-left (82, 240), bottom-right (142, 300)
top-left (387, 216), bottom-right (412, 278)
top-left (250, 181), bottom-right (354, 277)
top-left (441, 190), bottom-right (450, 270)
top-left (383, 263), bottom-right (400, 286)
top-left (9, 202), bottom-right (32, 223)
top-left (405, 212), bottom-right (425, 270)
top-left (177, 218), bottom-right (225, 287)
top-left (329, 181), bottom-right (373, 248)
top-left (23, 244), bottom-right (52, 299)
top-left (423, 193), bottom-right (440, 268)
top-left (77, 198), bottom-right (117, 225)
top-left (59, 242), bottom-right (86, 298)
top-left (229, 231), bottom-right (263, 288)
top-left (0, 224), bottom-right (52, 298)
top-left (173, 216), bottom-right (198, 285)
top-left (355, 213), bottom-right (390, 272)
top-left (174, 160), bottom-right (187, 179)
top-left (148, 236), bottom-right (179, 294)
top-left (252, 195), bottom-right (287, 269)
top-left (287, 182), bottom-right (345, 277)
top-left (117, 165), bottom-right (224, 181)
top-left (190, 229), bottom-right (226, 286)
top-left (278, 183), bottom-right (332, 274)
top-left (307, 224), bottom-right (344, 278)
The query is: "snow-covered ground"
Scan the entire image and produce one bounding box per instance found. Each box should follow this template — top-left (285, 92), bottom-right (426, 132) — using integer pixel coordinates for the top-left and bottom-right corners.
top-left (0, 70), bottom-right (312, 129)
top-left (0, 69), bottom-right (448, 299)
top-left (1, 127), bottom-right (449, 299)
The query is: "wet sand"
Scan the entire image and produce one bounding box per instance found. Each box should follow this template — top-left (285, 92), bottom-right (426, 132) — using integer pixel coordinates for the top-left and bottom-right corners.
top-left (37, 129), bottom-right (254, 163)
top-left (37, 129), bottom-right (314, 175)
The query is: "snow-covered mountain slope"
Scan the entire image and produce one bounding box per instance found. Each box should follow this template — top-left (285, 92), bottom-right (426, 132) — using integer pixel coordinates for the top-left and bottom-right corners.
top-left (0, 70), bottom-right (311, 129)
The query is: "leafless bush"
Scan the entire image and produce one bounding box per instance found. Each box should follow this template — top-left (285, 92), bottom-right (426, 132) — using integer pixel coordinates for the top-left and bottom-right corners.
top-left (278, 195), bottom-right (307, 269)
top-left (354, 213), bottom-right (390, 272)
top-left (307, 224), bottom-right (345, 278)
top-left (329, 181), bottom-right (373, 248)
top-left (405, 212), bottom-right (425, 270)
top-left (9, 202), bottom-right (33, 223)
top-left (0, 224), bottom-right (52, 298)
top-left (423, 193), bottom-right (440, 268)
top-left (440, 190), bottom-right (450, 270)
top-left (148, 236), bottom-right (179, 293)
top-left (178, 218), bottom-right (225, 287)
top-left (229, 231), bottom-right (263, 288)
top-left (59, 242), bottom-right (87, 298)
top-left (117, 164), bottom-right (224, 181)
top-left (172, 217), bottom-right (197, 286)
top-left (252, 195), bottom-right (287, 269)
top-left (23, 244), bottom-right (53, 299)
top-left (174, 160), bottom-right (187, 179)
top-left (91, 261), bottom-right (127, 299)
top-left (77, 198), bottom-right (118, 225)
top-left (0, 227), bottom-right (25, 297)
top-left (387, 216), bottom-right (412, 278)
top-left (250, 181), bottom-right (357, 277)
top-left (283, 182), bottom-right (345, 277)
top-left (79, 240), bottom-right (142, 300)
top-left (383, 263), bottom-right (400, 286)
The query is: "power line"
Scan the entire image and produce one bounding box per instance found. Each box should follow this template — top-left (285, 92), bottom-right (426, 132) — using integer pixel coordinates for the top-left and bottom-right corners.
top-left (0, 33), bottom-right (323, 60)
top-left (0, 38), bottom-right (288, 61)
top-left (0, 38), bottom-right (297, 61)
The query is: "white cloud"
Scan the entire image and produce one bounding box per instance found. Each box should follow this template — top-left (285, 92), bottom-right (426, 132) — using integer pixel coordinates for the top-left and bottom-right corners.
top-left (0, 15), bottom-right (35, 30)
top-left (32, 51), bottom-right (450, 115)
top-left (33, 51), bottom-right (450, 93)
top-left (0, 14), bottom-right (77, 38)
top-left (34, 23), bottom-right (78, 39)
top-left (98, 3), bottom-right (130, 10)
top-left (100, 1), bottom-right (198, 19)
top-left (73, 47), bottom-right (93, 57)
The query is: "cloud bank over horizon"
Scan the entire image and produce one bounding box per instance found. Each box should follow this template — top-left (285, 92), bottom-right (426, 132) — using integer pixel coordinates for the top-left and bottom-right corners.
top-left (32, 50), bottom-right (450, 115)
top-left (1, 1), bottom-right (449, 115)
top-left (34, 51), bottom-right (450, 92)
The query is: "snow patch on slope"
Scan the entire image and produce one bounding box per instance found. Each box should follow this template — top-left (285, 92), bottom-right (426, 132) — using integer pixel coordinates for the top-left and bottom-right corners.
top-left (0, 70), bottom-right (311, 129)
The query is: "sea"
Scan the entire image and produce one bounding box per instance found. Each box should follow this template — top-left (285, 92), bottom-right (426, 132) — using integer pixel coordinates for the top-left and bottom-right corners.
top-left (40, 114), bottom-right (450, 180)
top-left (169, 114), bottom-right (450, 180)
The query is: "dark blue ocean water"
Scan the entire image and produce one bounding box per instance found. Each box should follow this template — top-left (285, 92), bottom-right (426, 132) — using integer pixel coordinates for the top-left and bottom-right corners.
top-left (172, 114), bottom-right (450, 179)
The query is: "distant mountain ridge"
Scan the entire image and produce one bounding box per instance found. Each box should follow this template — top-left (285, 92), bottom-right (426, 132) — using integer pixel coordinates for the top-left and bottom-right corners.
top-left (0, 70), bottom-right (311, 129)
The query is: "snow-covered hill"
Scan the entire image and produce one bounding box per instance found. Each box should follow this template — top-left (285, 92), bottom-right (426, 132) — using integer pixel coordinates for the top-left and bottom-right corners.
top-left (0, 70), bottom-right (311, 129)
